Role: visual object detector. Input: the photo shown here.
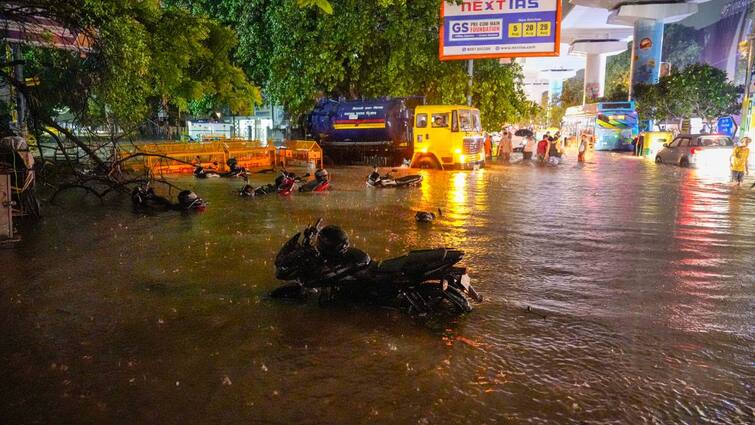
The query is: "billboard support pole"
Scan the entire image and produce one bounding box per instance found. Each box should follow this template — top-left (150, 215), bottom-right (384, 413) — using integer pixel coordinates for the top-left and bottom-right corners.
top-left (467, 59), bottom-right (474, 106)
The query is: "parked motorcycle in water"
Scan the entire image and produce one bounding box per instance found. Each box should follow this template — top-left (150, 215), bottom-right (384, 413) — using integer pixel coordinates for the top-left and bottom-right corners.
top-left (131, 182), bottom-right (207, 212)
top-left (239, 170), bottom-right (300, 197)
top-left (366, 167), bottom-right (423, 188)
top-left (299, 168), bottom-right (330, 192)
top-left (194, 158), bottom-right (248, 179)
top-left (270, 219), bottom-right (482, 317)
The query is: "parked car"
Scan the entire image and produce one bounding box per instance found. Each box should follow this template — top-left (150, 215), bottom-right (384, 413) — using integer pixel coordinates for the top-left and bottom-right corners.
top-left (655, 134), bottom-right (734, 169)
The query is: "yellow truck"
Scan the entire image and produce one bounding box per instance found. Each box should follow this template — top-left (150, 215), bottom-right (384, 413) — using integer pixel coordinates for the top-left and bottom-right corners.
top-left (410, 105), bottom-right (485, 169)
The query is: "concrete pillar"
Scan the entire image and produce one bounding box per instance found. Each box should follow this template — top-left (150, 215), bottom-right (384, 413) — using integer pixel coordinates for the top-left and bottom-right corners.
top-left (584, 53), bottom-right (607, 103)
top-left (570, 40), bottom-right (628, 104)
top-left (629, 18), bottom-right (664, 89)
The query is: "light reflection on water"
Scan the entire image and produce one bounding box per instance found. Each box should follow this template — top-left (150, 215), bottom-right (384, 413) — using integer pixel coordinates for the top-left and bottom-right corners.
top-left (0, 153), bottom-right (753, 424)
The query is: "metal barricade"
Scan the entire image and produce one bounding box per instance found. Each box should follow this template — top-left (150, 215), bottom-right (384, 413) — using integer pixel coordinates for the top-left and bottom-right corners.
top-left (119, 140), bottom-right (276, 174)
top-left (276, 140), bottom-right (323, 169)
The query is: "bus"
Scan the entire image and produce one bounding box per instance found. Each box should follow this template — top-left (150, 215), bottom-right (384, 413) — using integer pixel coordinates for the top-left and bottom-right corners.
top-left (562, 101), bottom-right (639, 151)
top-left (410, 105), bottom-right (485, 169)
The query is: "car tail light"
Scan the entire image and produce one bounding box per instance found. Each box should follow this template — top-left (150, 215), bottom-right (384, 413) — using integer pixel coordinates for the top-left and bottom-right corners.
top-left (690, 147), bottom-right (700, 155)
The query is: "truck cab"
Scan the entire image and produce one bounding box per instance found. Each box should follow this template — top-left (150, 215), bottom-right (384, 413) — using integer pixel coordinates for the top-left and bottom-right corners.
top-left (411, 105), bottom-right (485, 169)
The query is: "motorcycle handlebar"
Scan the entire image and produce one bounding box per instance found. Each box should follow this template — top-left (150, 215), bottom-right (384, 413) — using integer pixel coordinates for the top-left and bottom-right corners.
top-left (302, 217), bottom-right (324, 246)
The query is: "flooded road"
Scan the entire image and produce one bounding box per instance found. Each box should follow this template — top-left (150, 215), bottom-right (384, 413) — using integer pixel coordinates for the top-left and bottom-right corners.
top-left (1, 153), bottom-right (753, 424)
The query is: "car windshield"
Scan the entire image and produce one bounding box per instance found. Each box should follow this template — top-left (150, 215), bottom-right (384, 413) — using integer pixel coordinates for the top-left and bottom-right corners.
top-left (698, 137), bottom-right (732, 147)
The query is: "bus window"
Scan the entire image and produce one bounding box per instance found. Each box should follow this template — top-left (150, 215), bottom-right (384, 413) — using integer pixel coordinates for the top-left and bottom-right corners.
top-left (431, 113), bottom-right (448, 128)
top-left (416, 113), bottom-right (427, 128)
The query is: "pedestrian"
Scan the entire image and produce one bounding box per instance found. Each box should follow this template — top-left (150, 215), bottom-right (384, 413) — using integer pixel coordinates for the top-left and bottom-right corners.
top-left (730, 137), bottom-right (750, 187)
top-left (578, 134), bottom-right (587, 162)
top-left (499, 131), bottom-right (513, 162)
top-left (523, 135), bottom-right (536, 161)
top-left (547, 137), bottom-right (563, 165)
top-left (537, 134), bottom-right (549, 164)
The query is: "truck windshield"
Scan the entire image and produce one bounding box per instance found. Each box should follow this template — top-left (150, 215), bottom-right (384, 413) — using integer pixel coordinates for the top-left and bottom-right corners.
top-left (472, 110), bottom-right (481, 131)
top-left (456, 109), bottom-right (481, 132)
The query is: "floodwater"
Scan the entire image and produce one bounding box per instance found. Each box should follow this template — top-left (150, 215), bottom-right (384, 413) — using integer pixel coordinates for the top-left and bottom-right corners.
top-left (1, 153), bottom-right (753, 424)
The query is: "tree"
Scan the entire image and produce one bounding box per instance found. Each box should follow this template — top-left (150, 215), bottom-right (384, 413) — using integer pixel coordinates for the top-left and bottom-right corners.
top-left (168, 0), bottom-right (533, 126)
top-left (0, 0), bottom-right (260, 200)
top-left (5, 0), bottom-right (259, 134)
top-left (634, 64), bottom-right (740, 129)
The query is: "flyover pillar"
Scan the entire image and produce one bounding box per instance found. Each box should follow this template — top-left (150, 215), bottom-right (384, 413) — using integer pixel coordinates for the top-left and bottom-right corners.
top-left (570, 40), bottom-right (627, 104)
top-left (630, 19), bottom-right (664, 87)
top-left (603, 2), bottom-right (700, 98)
top-left (584, 53), bottom-right (607, 102)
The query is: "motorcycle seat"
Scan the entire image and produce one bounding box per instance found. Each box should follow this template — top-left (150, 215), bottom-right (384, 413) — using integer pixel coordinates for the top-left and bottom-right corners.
top-left (373, 248), bottom-right (462, 275)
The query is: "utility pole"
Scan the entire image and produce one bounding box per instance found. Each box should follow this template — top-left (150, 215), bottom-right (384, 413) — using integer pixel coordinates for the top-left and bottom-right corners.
top-left (11, 43), bottom-right (26, 134)
top-left (740, 35), bottom-right (755, 138)
top-left (467, 59), bottom-right (474, 106)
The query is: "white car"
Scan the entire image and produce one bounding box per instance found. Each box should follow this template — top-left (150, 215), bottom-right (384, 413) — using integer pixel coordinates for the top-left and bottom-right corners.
top-left (655, 134), bottom-right (734, 168)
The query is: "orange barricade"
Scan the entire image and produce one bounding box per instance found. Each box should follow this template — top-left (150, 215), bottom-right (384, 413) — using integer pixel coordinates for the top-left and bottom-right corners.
top-left (118, 139), bottom-right (276, 174)
top-left (276, 140), bottom-right (323, 169)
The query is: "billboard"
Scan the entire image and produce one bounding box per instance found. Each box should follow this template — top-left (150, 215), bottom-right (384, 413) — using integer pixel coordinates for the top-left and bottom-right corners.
top-left (439, 0), bottom-right (561, 60)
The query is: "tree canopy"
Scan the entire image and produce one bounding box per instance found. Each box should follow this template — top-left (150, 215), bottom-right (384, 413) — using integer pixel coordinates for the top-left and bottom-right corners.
top-left (167, 0), bottom-right (533, 128)
top-left (634, 64), bottom-right (740, 126)
top-left (3, 0), bottom-right (259, 134)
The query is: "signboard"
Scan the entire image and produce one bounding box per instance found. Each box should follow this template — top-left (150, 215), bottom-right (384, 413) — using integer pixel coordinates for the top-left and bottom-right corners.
top-left (716, 116), bottom-right (736, 137)
top-left (439, 0), bottom-right (561, 60)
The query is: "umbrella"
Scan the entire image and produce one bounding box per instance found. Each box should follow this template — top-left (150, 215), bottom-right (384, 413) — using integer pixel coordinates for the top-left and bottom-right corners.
top-left (514, 129), bottom-right (534, 137)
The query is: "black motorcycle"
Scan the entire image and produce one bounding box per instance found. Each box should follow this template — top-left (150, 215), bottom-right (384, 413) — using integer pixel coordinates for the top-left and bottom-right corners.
top-left (194, 158), bottom-right (247, 179)
top-left (131, 183), bottom-right (206, 212)
top-left (270, 219), bottom-right (482, 317)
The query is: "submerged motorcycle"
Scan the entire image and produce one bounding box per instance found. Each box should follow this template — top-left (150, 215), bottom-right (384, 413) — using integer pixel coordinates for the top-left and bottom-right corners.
top-left (298, 168), bottom-right (330, 192)
top-left (194, 158), bottom-right (248, 179)
top-left (367, 167), bottom-right (423, 188)
top-left (271, 219), bottom-right (482, 317)
top-left (131, 183), bottom-right (206, 212)
top-left (239, 170), bottom-right (299, 197)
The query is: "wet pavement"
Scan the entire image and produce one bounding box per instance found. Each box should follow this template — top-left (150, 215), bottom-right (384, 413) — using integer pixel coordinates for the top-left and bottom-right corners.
top-left (1, 153), bottom-right (753, 424)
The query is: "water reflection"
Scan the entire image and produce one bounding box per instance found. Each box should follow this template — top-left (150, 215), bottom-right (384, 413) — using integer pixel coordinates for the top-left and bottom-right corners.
top-left (0, 153), bottom-right (753, 424)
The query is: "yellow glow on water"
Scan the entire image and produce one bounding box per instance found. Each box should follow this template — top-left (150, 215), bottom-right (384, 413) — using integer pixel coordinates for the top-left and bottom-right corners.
top-left (450, 172), bottom-right (467, 211)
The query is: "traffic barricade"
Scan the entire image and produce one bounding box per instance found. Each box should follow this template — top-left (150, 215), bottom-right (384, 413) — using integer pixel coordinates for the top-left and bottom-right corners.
top-left (276, 140), bottom-right (323, 169)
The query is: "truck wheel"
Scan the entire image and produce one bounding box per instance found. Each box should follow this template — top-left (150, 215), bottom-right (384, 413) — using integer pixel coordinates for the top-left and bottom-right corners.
top-left (679, 157), bottom-right (689, 167)
top-left (415, 156), bottom-right (441, 170)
